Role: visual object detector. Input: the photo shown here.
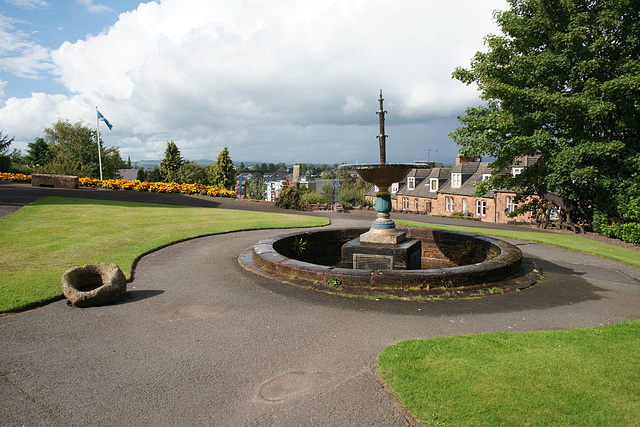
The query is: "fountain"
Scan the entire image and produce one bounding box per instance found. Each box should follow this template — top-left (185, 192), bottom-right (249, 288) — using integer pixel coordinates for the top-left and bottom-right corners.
top-left (338, 90), bottom-right (430, 270)
top-left (239, 91), bottom-right (540, 300)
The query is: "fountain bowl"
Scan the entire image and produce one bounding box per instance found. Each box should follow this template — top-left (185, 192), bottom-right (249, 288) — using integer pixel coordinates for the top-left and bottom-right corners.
top-left (339, 163), bottom-right (430, 188)
top-left (239, 227), bottom-right (540, 300)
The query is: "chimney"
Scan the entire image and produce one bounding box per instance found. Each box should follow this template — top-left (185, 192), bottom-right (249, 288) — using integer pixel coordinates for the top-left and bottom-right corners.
top-left (455, 155), bottom-right (481, 165)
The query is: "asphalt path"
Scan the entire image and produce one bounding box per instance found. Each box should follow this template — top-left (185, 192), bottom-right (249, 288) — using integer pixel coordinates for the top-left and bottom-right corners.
top-left (1, 183), bottom-right (639, 426)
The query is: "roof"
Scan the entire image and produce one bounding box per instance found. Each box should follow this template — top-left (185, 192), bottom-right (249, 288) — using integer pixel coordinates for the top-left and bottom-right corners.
top-left (438, 162), bottom-right (493, 197)
top-left (396, 167), bottom-right (452, 198)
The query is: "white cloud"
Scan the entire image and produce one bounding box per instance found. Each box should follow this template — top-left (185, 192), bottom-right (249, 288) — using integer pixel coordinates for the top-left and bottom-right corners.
top-left (76, 0), bottom-right (111, 13)
top-left (0, 0), bottom-right (509, 163)
top-left (0, 14), bottom-right (54, 78)
top-left (6, 0), bottom-right (50, 9)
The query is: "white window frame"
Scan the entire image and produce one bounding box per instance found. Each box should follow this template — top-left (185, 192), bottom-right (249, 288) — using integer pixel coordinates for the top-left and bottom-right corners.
top-left (445, 196), bottom-right (454, 212)
top-left (451, 173), bottom-right (462, 188)
top-left (482, 173), bottom-right (491, 181)
top-left (407, 177), bottom-right (415, 190)
top-left (462, 198), bottom-right (468, 214)
top-left (429, 178), bottom-right (438, 192)
top-left (476, 200), bottom-right (487, 216)
top-left (391, 182), bottom-right (399, 193)
top-left (414, 199), bottom-right (419, 211)
top-left (506, 196), bottom-right (518, 214)
top-left (512, 168), bottom-right (523, 177)
top-left (402, 197), bottom-right (409, 210)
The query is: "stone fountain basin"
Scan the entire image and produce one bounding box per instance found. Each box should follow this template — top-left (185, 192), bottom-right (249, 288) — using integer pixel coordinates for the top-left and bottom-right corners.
top-left (240, 227), bottom-right (540, 299)
top-left (339, 163), bottom-right (429, 187)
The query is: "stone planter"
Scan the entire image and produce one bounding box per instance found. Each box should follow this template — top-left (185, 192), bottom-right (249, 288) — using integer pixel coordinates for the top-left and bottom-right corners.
top-left (62, 263), bottom-right (126, 307)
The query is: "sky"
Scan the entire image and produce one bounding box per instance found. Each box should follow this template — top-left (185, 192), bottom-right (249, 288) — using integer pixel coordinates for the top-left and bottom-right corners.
top-left (0, 0), bottom-right (509, 165)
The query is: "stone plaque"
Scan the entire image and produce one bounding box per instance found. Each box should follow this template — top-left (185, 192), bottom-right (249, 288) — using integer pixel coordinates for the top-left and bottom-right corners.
top-left (353, 254), bottom-right (394, 270)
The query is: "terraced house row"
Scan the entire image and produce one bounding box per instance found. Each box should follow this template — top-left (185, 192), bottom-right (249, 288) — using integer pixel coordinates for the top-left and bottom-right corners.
top-left (365, 155), bottom-right (540, 224)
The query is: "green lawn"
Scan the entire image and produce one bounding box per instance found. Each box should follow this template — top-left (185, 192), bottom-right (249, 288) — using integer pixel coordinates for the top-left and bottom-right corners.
top-left (0, 197), bottom-right (328, 312)
top-left (397, 219), bottom-right (640, 268)
top-left (378, 320), bottom-right (640, 426)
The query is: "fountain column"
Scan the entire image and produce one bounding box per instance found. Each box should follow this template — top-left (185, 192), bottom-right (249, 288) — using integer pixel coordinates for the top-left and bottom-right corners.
top-left (338, 90), bottom-right (430, 269)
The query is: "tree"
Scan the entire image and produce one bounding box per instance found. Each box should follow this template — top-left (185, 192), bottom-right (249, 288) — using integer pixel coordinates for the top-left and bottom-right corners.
top-left (0, 130), bottom-right (14, 155)
top-left (274, 187), bottom-right (302, 210)
top-left (0, 129), bottom-right (15, 171)
top-left (207, 147), bottom-right (236, 190)
top-left (178, 161), bottom-right (207, 184)
top-left (160, 140), bottom-right (183, 182)
top-left (41, 119), bottom-right (125, 178)
top-left (136, 168), bottom-right (147, 181)
top-left (450, 0), bottom-right (640, 229)
top-left (24, 138), bottom-right (51, 166)
top-left (146, 167), bottom-right (163, 182)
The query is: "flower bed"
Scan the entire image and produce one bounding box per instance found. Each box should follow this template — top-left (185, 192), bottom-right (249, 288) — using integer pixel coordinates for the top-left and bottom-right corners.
top-left (80, 177), bottom-right (235, 198)
top-left (2, 173), bottom-right (235, 198)
top-left (0, 172), bottom-right (32, 182)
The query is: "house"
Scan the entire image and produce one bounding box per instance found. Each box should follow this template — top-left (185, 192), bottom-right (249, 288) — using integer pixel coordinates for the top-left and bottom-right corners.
top-left (394, 167), bottom-right (451, 213)
top-left (429, 156), bottom-right (535, 223)
top-left (364, 155), bottom-right (537, 224)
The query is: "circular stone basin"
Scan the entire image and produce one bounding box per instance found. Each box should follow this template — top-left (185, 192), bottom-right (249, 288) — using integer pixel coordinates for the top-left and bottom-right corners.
top-left (62, 263), bottom-right (127, 307)
top-left (239, 227), bottom-right (540, 300)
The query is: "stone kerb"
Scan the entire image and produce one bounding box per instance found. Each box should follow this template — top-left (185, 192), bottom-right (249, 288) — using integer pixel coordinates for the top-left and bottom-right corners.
top-left (32, 173), bottom-right (79, 189)
top-left (244, 227), bottom-right (536, 299)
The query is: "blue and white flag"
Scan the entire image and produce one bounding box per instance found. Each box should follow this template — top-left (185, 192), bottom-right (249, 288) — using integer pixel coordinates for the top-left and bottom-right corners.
top-left (97, 110), bottom-right (113, 130)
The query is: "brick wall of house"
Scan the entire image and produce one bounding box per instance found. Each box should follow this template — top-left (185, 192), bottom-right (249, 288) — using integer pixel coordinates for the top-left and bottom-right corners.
top-left (432, 194), bottom-right (497, 222)
top-left (395, 196), bottom-right (433, 213)
top-left (494, 193), bottom-right (536, 224)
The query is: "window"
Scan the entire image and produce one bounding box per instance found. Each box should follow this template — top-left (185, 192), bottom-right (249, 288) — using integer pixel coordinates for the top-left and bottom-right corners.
top-left (482, 173), bottom-right (491, 181)
top-left (506, 196), bottom-right (518, 214)
top-left (476, 200), bottom-right (487, 216)
top-left (462, 198), bottom-right (468, 214)
top-left (445, 196), bottom-right (454, 212)
top-left (407, 177), bottom-right (415, 190)
top-left (391, 182), bottom-right (399, 193)
top-left (429, 178), bottom-right (438, 192)
top-left (512, 168), bottom-right (523, 177)
top-left (414, 199), bottom-right (419, 211)
top-left (402, 197), bottom-right (409, 210)
top-left (451, 173), bottom-right (462, 188)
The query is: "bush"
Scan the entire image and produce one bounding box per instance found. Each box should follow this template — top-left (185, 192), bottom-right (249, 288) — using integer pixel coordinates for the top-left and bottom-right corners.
top-left (601, 223), bottom-right (640, 246)
top-left (274, 187), bottom-right (302, 210)
top-left (136, 168), bottom-right (147, 181)
top-left (301, 192), bottom-right (326, 205)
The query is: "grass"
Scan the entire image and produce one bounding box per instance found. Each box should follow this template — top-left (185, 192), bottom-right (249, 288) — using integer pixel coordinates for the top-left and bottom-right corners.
top-left (0, 197), bottom-right (328, 313)
top-left (397, 220), bottom-right (640, 268)
top-left (377, 320), bottom-right (640, 426)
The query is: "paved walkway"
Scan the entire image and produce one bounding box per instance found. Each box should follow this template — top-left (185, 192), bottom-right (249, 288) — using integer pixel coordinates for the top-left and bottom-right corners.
top-left (1, 183), bottom-right (639, 426)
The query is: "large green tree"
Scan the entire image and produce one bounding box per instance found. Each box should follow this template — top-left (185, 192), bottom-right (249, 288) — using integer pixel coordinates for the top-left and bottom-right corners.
top-left (207, 147), bottom-right (236, 190)
top-left (450, 0), bottom-right (640, 230)
top-left (0, 129), bottom-right (15, 171)
top-left (40, 119), bottom-right (125, 178)
top-left (0, 129), bottom-right (13, 155)
top-left (160, 140), bottom-right (183, 182)
top-left (24, 137), bottom-right (51, 166)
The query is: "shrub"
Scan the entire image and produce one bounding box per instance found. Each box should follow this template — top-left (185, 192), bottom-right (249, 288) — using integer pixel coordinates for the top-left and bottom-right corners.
top-left (301, 191), bottom-right (326, 205)
top-left (274, 187), bottom-right (302, 210)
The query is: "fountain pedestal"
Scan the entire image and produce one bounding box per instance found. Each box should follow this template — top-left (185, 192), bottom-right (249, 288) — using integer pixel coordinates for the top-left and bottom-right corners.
top-left (341, 236), bottom-right (421, 270)
top-left (360, 184), bottom-right (406, 244)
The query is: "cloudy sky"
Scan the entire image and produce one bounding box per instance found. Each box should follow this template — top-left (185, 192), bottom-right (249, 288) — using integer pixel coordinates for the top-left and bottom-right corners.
top-left (0, 0), bottom-right (508, 165)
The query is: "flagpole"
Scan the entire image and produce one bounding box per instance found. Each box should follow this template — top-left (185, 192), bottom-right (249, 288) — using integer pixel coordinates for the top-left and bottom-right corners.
top-left (96, 106), bottom-right (103, 180)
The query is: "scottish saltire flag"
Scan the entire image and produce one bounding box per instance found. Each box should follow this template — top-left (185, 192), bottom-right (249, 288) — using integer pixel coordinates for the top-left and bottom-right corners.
top-left (97, 110), bottom-right (113, 130)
